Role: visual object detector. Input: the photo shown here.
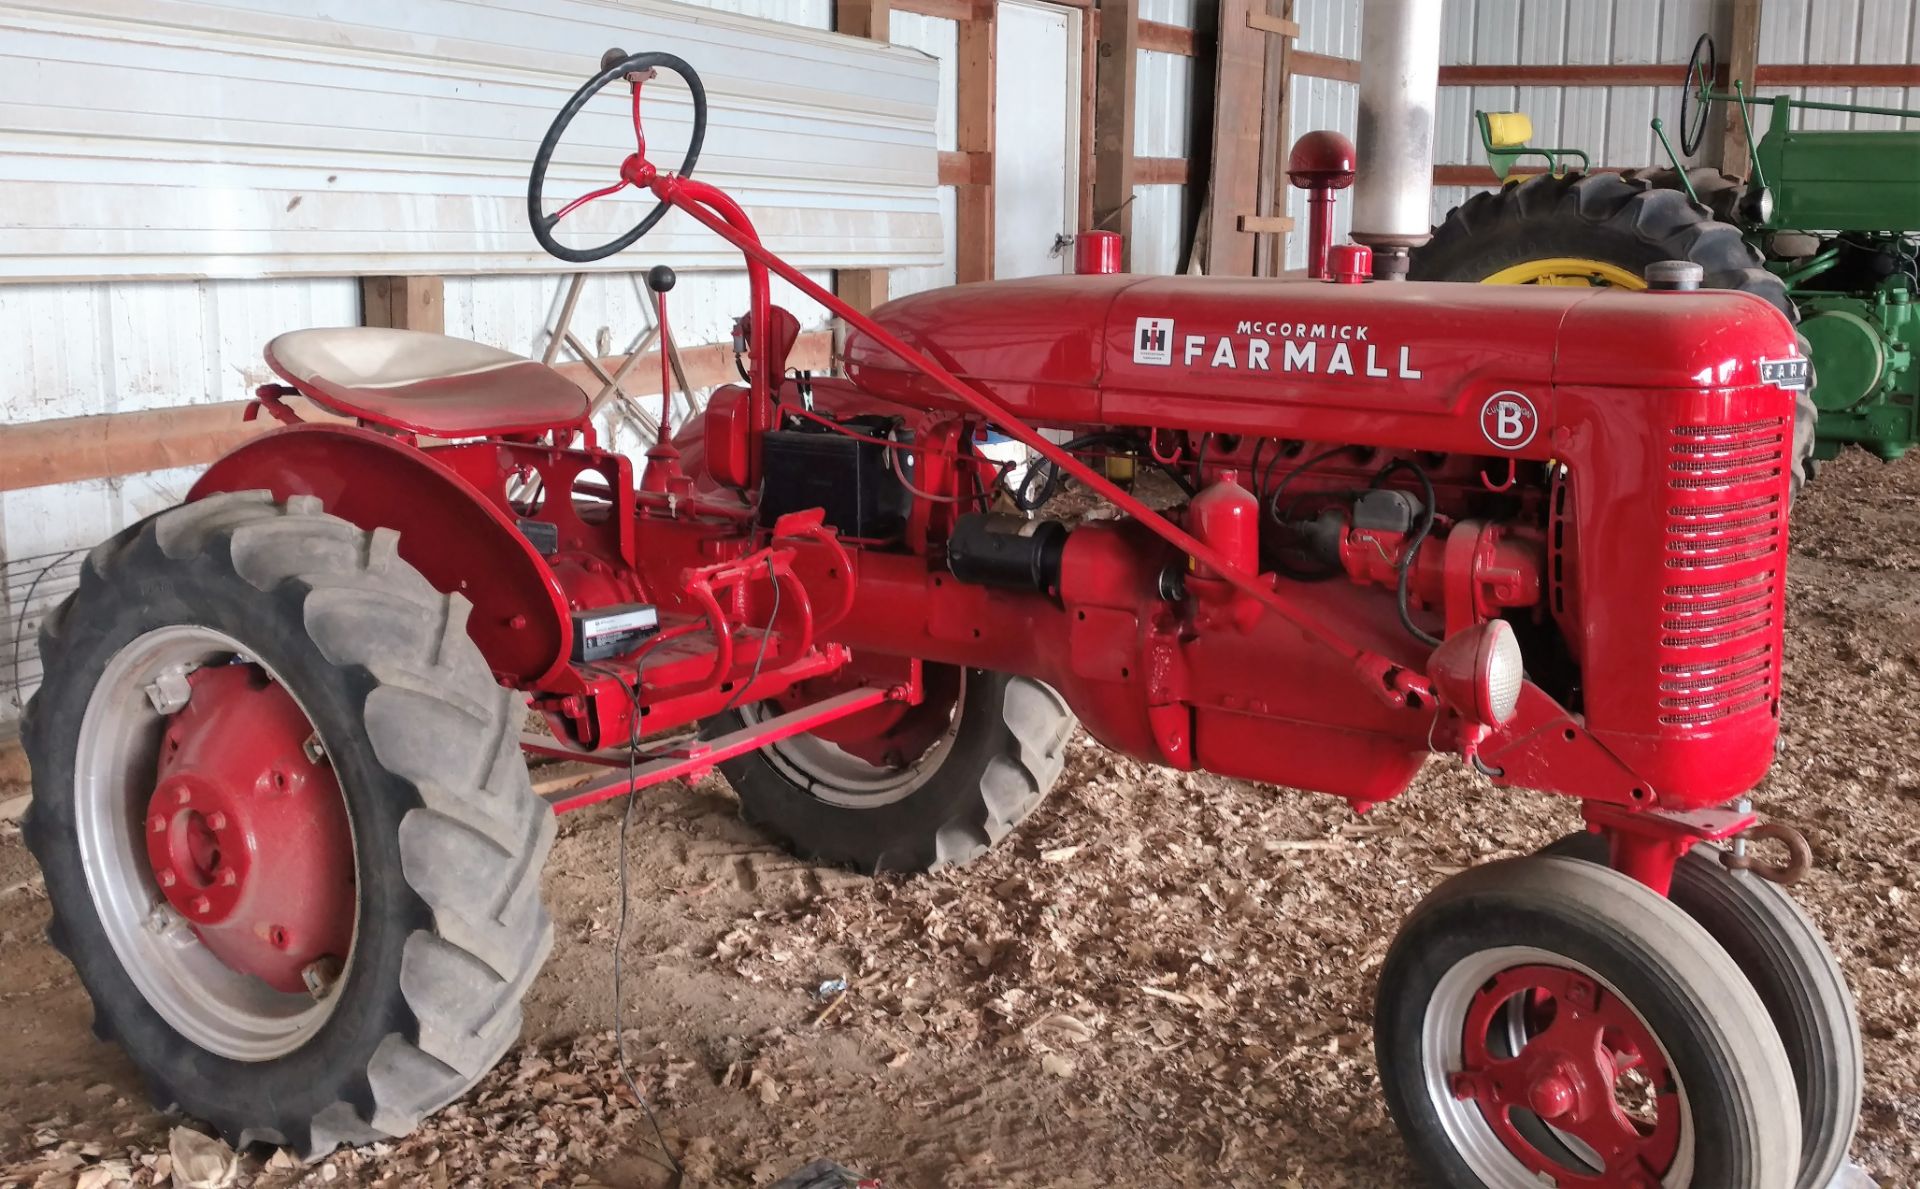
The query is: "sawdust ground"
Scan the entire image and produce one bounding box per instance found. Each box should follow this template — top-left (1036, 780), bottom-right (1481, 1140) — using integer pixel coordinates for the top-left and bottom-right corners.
top-left (0, 451), bottom-right (1916, 1188)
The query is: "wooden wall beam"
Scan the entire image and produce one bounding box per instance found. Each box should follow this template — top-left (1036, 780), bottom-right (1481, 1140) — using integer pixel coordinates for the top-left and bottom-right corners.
top-left (1092, 0), bottom-right (1139, 268)
top-left (1253, 0), bottom-right (1296, 276)
top-left (1292, 51), bottom-right (1360, 83)
top-left (360, 276), bottom-right (444, 333)
top-left (835, 0), bottom-right (889, 39)
top-left (1202, 0), bottom-right (1268, 276)
top-left (955, 10), bottom-right (996, 283)
top-left (1134, 156), bottom-right (1192, 185)
top-left (1137, 19), bottom-right (1194, 56)
top-left (891, 0), bottom-right (974, 19)
top-left (1437, 61), bottom-right (1920, 88)
top-left (1721, 0), bottom-right (1762, 177)
top-left (0, 334), bottom-right (832, 494)
top-left (937, 150), bottom-right (992, 186)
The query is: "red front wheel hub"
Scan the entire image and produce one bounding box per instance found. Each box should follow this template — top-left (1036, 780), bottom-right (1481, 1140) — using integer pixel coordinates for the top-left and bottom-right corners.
top-left (1453, 964), bottom-right (1683, 1185)
top-left (145, 666), bottom-right (355, 995)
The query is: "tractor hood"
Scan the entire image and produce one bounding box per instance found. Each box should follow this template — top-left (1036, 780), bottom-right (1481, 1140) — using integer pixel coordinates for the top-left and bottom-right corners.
top-left (842, 274), bottom-right (1801, 452)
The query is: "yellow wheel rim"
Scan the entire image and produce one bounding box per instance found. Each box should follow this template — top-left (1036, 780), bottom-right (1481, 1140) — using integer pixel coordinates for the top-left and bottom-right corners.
top-left (1482, 257), bottom-right (1648, 289)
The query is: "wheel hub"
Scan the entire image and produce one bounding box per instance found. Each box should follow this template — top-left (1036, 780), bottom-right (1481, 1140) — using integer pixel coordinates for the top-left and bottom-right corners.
top-left (144, 666), bottom-right (354, 995)
top-left (1453, 963), bottom-right (1681, 1184)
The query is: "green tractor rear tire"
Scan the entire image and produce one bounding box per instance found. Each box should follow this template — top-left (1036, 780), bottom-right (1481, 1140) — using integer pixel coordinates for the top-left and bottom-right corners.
top-left (1412, 170), bottom-right (1818, 498)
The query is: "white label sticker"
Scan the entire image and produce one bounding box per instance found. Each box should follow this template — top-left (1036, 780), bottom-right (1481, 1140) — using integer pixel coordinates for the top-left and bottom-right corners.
top-left (1133, 317), bottom-right (1174, 366)
top-left (1480, 391), bottom-right (1539, 451)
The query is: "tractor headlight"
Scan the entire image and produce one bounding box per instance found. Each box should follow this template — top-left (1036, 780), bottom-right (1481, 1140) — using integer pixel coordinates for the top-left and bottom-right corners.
top-left (1427, 619), bottom-right (1524, 727)
top-left (1742, 185), bottom-right (1774, 226)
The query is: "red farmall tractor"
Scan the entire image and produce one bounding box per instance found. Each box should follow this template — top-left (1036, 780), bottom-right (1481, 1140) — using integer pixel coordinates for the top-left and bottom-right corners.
top-left (22, 51), bottom-right (1860, 1188)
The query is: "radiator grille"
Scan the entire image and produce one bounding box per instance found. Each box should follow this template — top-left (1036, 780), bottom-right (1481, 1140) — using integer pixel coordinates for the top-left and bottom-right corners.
top-left (1659, 417), bottom-right (1787, 728)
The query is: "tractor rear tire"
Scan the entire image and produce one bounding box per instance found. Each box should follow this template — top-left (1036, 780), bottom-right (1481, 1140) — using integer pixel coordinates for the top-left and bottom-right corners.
top-left (23, 491), bottom-right (553, 1158)
top-left (1544, 833), bottom-right (1862, 1189)
top-left (711, 670), bottom-right (1074, 874)
top-left (1411, 171), bottom-right (1818, 499)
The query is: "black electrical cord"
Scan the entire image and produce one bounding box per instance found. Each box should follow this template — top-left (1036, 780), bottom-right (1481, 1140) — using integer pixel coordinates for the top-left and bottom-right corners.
top-left (1370, 458), bottom-right (1444, 648)
top-left (599, 660), bottom-right (683, 1183)
top-left (1009, 432), bottom-right (1139, 511)
top-left (1265, 446), bottom-right (1366, 581)
top-left (597, 555), bottom-right (777, 1183)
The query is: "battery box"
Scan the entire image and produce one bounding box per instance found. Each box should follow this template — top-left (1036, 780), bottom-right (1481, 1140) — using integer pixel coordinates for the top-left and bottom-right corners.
top-left (758, 425), bottom-right (907, 537)
top-left (570, 603), bottom-right (659, 663)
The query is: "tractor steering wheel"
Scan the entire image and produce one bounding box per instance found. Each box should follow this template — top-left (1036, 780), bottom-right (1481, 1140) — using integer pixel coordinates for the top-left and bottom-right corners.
top-left (1679, 33), bottom-right (1716, 157)
top-left (526, 49), bottom-right (707, 264)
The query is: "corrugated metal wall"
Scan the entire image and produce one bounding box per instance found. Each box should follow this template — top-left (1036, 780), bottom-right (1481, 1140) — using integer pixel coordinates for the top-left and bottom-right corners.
top-left (1283, 0), bottom-right (1364, 271)
top-left (1133, 0), bottom-right (1200, 274)
top-left (0, 0), bottom-right (940, 280)
top-left (1755, 0), bottom-right (1920, 132)
top-left (888, 12), bottom-right (963, 298)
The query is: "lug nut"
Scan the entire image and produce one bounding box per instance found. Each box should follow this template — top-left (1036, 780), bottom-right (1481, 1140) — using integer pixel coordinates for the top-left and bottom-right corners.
top-left (301, 956), bottom-right (343, 1000)
top-left (149, 815), bottom-right (167, 834)
top-left (191, 895), bottom-right (212, 915)
top-left (216, 867), bottom-right (237, 887)
top-left (157, 870), bottom-right (177, 888)
top-left (175, 787), bottom-right (192, 805)
top-left (206, 811), bottom-right (227, 830)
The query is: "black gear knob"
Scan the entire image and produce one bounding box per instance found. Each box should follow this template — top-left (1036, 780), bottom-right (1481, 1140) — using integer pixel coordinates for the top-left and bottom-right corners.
top-left (647, 265), bottom-right (677, 293)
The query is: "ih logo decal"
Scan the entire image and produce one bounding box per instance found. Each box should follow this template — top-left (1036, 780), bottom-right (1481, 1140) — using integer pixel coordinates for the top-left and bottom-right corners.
top-left (1480, 391), bottom-right (1539, 451)
top-left (1134, 317), bottom-right (1174, 366)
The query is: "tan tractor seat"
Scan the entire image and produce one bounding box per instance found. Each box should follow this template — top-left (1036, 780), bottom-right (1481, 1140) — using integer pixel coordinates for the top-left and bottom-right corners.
top-left (265, 327), bottom-right (590, 438)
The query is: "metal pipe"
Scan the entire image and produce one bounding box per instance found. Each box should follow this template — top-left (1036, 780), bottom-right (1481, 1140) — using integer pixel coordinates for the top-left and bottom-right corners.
top-left (1352, 0), bottom-right (1444, 279)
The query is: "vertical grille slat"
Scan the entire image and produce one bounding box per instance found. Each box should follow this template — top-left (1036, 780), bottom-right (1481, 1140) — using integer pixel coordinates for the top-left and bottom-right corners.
top-left (1659, 417), bottom-right (1787, 728)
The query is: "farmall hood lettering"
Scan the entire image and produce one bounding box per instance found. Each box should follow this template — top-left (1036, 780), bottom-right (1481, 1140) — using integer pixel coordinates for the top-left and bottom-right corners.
top-left (842, 275), bottom-right (1802, 457)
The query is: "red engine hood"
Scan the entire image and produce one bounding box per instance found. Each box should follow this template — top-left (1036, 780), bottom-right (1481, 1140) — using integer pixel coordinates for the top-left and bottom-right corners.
top-left (842, 275), bottom-right (1800, 452)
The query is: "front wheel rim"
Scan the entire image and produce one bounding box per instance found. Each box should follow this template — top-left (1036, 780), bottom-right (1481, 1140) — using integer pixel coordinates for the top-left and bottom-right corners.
top-left (1421, 945), bottom-right (1696, 1188)
top-left (74, 625), bottom-right (358, 1061)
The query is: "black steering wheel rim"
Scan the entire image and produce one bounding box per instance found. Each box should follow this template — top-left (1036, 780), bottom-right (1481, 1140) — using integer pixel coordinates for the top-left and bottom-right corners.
top-left (527, 51), bottom-right (707, 264)
top-left (1679, 33), bottom-right (1716, 157)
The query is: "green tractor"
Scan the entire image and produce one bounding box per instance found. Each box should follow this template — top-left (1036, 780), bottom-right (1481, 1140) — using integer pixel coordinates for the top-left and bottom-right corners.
top-left (1412, 34), bottom-right (1920, 482)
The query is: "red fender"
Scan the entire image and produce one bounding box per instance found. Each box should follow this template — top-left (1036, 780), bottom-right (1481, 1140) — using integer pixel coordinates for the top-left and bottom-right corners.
top-left (189, 423), bottom-right (572, 688)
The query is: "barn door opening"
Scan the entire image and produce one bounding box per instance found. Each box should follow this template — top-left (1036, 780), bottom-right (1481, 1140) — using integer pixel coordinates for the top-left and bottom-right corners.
top-left (992, 0), bottom-right (1082, 279)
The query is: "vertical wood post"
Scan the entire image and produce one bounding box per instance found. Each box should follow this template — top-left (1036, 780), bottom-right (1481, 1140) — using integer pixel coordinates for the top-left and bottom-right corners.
top-left (955, 5), bottom-right (997, 283)
top-left (1092, 0), bottom-right (1139, 271)
top-left (1721, 0), bottom-right (1763, 179)
top-left (1203, 0), bottom-right (1268, 276)
top-left (836, 0), bottom-right (893, 310)
top-left (1254, 0), bottom-right (1297, 276)
top-left (361, 276), bottom-right (445, 333)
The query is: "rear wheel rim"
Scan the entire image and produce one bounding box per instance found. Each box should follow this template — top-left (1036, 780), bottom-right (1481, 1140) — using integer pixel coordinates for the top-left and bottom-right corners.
top-left (1422, 945), bottom-right (1696, 1188)
top-left (1483, 257), bottom-right (1649, 289)
top-left (75, 625), bottom-right (358, 1061)
top-left (744, 670), bottom-right (966, 809)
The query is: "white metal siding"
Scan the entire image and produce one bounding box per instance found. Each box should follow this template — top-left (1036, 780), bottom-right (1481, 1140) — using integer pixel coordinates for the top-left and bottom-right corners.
top-left (1133, 47), bottom-right (1195, 273)
top-left (0, 0), bottom-right (943, 280)
top-left (887, 11), bottom-right (961, 298)
top-left (1757, 0), bottom-right (1920, 133)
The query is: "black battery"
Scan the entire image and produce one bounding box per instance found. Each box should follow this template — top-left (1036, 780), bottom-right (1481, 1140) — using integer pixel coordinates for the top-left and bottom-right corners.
top-left (758, 426), bottom-right (907, 537)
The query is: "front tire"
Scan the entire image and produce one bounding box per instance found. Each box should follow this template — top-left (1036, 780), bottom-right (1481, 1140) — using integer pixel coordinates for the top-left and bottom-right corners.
top-left (1544, 834), bottom-right (1862, 1189)
top-left (711, 668), bottom-right (1074, 873)
top-left (23, 491), bottom-right (553, 1157)
top-left (1376, 855), bottom-right (1800, 1188)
